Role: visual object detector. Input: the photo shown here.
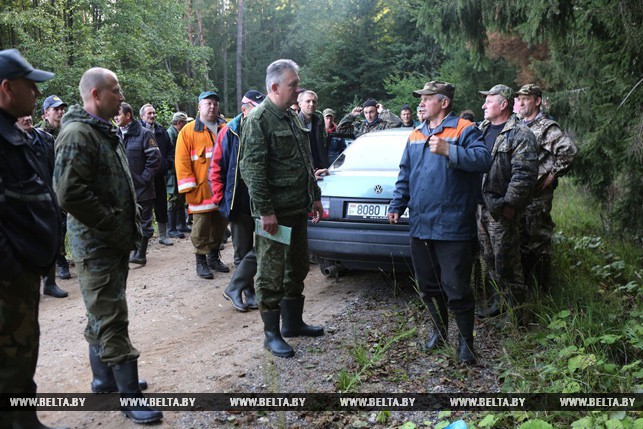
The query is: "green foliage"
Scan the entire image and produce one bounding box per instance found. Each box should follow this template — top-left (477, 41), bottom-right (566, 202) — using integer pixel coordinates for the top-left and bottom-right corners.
top-left (482, 180), bottom-right (643, 427)
top-left (414, 0), bottom-right (643, 235)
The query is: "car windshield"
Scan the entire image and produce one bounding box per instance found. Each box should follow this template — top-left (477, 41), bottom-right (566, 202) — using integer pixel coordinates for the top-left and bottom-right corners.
top-left (330, 130), bottom-right (411, 171)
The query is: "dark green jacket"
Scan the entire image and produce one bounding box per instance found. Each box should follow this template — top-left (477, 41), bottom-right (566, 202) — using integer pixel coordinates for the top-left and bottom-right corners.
top-left (54, 105), bottom-right (140, 258)
top-left (479, 114), bottom-right (538, 219)
top-left (239, 97), bottom-right (321, 218)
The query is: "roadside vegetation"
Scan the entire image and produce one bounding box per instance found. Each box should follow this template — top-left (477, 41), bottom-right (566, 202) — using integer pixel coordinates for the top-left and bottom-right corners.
top-left (330, 179), bottom-right (642, 428)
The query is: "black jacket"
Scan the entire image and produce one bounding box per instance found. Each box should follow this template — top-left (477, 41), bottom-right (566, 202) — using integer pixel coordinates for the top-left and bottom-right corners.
top-left (119, 120), bottom-right (162, 202)
top-left (141, 121), bottom-right (173, 175)
top-left (0, 109), bottom-right (60, 279)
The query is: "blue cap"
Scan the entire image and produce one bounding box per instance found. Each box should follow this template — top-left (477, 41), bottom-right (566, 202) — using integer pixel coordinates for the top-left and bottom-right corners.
top-left (0, 49), bottom-right (54, 82)
top-left (198, 91), bottom-right (219, 102)
top-left (42, 95), bottom-right (67, 113)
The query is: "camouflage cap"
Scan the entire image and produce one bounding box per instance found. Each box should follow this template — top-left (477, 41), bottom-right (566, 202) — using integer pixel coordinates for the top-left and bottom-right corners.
top-left (515, 84), bottom-right (542, 98)
top-left (479, 84), bottom-right (514, 100)
top-left (322, 108), bottom-right (336, 117)
top-left (412, 81), bottom-right (455, 99)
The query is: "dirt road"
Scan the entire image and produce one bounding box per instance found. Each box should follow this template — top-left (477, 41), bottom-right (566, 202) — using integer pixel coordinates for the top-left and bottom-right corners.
top-left (34, 235), bottom-right (378, 428)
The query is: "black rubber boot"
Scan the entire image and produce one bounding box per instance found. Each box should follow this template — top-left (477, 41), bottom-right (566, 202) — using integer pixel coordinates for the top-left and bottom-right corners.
top-left (260, 310), bottom-right (294, 358)
top-left (454, 310), bottom-right (476, 365)
top-left (177, 208), bottom-right (191, 233)
top-left (196, 254), bottom-right (213, 279)
top-left (43, 267), bottom-right (68, 298)
top-left (11, 410), bottom-right (69, 429)
top-left (223, 256), bottom-right (255, 311)
top-left (89, 344), bottom-right (147, 393)
top-left (476, 289), bottom-right (503, 318)
top-left (280, 295), bottom-right (324, 337)
top-left (129, 237), bottom-right (149, 266)
top-left (207, 250), bottom-right (230, 273)
top-left (112, 359), bottom-right (163, 424)
top-left (424, 298), bottom-right (448, 350)
top-left (244, 287), bottom-right (258, 310)
top-left (56, 256), bottom-right (71, 279)
top-left (167, 210), bottom-right (185, 239)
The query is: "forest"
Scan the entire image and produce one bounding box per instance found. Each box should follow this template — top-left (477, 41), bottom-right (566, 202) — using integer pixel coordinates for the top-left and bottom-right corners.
top-left (0, 0), bottom-right (641, 235)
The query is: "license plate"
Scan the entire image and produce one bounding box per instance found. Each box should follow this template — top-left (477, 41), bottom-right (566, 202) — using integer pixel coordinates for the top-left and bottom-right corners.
top-left (346, 203), bottom-right (409, 219)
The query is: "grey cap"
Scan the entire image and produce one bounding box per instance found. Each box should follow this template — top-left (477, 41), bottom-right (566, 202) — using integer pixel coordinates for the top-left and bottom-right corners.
top-left (0, 49), bottom-right (54, 82)
top-left (322, 108), bottom-right (336, 117)
top-left (171, 111), bottom-right (189, 124)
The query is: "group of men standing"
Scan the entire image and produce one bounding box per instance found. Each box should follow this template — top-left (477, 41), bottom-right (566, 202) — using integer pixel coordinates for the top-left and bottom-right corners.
top-left (388, 81), bottom-right (576, 364)
top-left (0, 45), bottom-right (576, 429)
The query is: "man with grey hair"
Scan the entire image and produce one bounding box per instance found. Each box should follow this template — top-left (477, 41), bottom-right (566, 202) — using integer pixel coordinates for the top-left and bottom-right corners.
top-left (175, 91), bottom-right (229, 279)
top-left (240, 59), bottom-right (324, 358)
top-left (55, 67), bottom-right (162, 424)
top-left (139, 103), bottom-right (174, 246)
top-left (477, 84), bottom-right (538, 325)
top-left (297, 89), bottom-right (328, 172)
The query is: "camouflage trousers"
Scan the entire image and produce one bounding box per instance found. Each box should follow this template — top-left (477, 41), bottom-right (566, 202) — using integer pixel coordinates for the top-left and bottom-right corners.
top-left (520, 187), bottom-right (555, 258)
top-left (254, 214), bottom-right (308, 311)
top-left (191, 210), bottom-right (227, 254)
top-left (0, 270), bottom-right (41, 394)
top-left (76, 254), bottom-right (140, 366)
top-left (477, 205), bottom-right (526, 298)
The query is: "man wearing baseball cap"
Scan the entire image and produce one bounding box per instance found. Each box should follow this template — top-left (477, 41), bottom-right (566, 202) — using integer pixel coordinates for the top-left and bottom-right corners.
top-left (37, 95), bottom-right (67, 137)
top-left (36, 94), bottom-right (73, 281)
top-left (0, 48), bottom-right (68, 428)
top-left (477, 84), bottom-right (538, 325)
top-left (514, 84), bottom-right (577, 292)
top-left (166, 111), bottom-right (191, 238)
top-left (388, 81), bottom-right (491, 364)
top-left (175, 90), bottom-right (229, 279)
top-left (210, 89), bottom-right (265, 311)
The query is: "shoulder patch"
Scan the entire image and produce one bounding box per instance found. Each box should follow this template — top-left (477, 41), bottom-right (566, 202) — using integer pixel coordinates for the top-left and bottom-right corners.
top-left (148, 138), bottom-right (158, 148)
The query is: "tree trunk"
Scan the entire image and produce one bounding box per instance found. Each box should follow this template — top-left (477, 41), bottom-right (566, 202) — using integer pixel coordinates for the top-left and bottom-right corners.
top-left (236, 0), bottom-right (243, 108)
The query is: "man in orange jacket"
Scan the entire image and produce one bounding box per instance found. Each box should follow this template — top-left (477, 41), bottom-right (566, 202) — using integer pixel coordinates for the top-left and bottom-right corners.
top-left (175, 91), bottom-right (230, 279)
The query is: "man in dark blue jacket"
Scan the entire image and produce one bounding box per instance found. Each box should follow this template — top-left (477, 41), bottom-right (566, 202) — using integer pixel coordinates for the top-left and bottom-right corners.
top-left (388, 81), bottom-right (491, 365)
top-left (210, 90), bottom-right (264, 311)
top-left (116, 102), bottom-right (162, 265)
top-left (0, 48), bottom-right (67, 429)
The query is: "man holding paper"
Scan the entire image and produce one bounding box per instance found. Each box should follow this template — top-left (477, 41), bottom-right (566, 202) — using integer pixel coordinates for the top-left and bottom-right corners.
top-left (240, 59), bottom-right (324, 358)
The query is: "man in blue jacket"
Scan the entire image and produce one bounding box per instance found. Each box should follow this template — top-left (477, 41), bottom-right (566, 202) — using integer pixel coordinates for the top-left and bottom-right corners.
top-left (388, 81), bottom-right (491, 364)
top-left (210, 90), bottom-right (264, 311)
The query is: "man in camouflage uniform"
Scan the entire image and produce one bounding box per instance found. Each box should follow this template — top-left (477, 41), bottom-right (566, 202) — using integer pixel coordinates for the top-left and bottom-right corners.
top-left (0, 49), bottom-right (67, 429)
top-left (477, 84), bottom-right (538, 323)
top-left (515, 84), bottom-right (577, 291)
top-left (240, 59), bottom-right (324, 358)
top-left (337, 98), bottom-right (402, 138)
top-left (54, 67), bottom-right (161, 424)
top-left (166, 111), bottom-right (191, 238)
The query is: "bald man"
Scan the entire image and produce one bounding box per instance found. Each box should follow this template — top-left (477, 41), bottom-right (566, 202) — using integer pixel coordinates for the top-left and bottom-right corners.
top-left (54, 67), bottom-right (162, 424)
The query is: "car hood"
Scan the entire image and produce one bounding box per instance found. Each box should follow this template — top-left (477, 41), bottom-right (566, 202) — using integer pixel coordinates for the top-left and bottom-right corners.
top-left (318, 170), bottom-right (399, 199)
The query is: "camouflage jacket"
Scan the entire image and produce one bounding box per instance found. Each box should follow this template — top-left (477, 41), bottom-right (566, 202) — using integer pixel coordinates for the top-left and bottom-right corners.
top-left (35, 119), bottom-right (59, 140)
top-left (524, 113), bottom-right (577, 187)
top-left (336, 109), bottom-right (402, 138)
top-left (479, 114), bottom-right (538, 219)
top-left (239, 97), bottom-right (321, 218)
top-left (54, 105), bottom-right (140, 258)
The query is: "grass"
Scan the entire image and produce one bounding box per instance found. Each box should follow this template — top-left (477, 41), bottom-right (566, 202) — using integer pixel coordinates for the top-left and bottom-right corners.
top-left (480, 178), bottom-right (643, 427)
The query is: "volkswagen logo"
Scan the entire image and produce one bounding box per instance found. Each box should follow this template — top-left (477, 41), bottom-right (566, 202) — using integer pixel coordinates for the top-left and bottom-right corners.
top-left (374, 184), bottom-right (383, 194)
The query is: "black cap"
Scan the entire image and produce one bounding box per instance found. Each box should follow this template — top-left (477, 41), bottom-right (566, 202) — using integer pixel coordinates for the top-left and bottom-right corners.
top-left (362, 98), bottom-right (377, 108)
top-left (242, 90), bottom-right (265, 106)
top-left (0, 49), bottom-right (54, 82)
